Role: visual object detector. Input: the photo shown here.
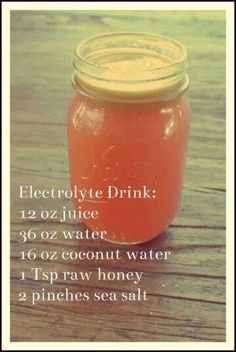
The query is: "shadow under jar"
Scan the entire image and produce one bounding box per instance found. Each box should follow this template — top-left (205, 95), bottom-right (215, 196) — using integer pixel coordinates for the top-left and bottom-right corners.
top-left (67, 32), bottom-right (190, 244)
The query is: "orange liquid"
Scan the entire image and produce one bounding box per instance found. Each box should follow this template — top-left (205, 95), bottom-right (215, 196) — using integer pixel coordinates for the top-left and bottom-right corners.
top-left (67, 92), bottom-right (190, 244)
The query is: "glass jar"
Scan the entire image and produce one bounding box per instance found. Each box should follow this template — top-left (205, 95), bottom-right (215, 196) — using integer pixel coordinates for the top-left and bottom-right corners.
top-left (67, 32), bottom-right (190, 244)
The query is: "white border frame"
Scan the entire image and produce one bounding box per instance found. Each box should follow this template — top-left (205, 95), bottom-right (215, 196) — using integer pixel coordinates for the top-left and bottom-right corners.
top-left (2, 2), bottom-right (234, 350)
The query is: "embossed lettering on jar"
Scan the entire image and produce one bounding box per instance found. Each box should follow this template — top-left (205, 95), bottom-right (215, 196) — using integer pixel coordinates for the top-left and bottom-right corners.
top-left (67, 32), bottom-right (191, 244)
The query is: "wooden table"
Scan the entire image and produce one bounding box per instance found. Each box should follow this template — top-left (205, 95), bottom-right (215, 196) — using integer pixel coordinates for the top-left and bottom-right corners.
top-left (11, 11), bottom-right (226, 342)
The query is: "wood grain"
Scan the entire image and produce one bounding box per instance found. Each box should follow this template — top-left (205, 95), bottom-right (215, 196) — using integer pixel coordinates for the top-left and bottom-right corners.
top-left (10, 11), bottom-right (226, 342)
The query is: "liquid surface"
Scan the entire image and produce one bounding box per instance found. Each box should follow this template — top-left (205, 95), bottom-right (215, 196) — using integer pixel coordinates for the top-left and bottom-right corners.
top-left (67, 91), bottom-right (190, 244)
top-left (87, 48), bottom-right (172, 70)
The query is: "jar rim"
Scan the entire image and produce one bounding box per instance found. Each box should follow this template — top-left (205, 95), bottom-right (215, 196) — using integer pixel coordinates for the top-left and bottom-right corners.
top-left (72, 32), bottom-right (189, 101)
top-left (75, 32), bottom-right (188, 74)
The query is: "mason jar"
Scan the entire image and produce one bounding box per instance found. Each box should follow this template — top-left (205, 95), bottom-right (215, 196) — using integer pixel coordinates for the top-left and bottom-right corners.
top-left (67, 32), bottom-right (190, 244)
